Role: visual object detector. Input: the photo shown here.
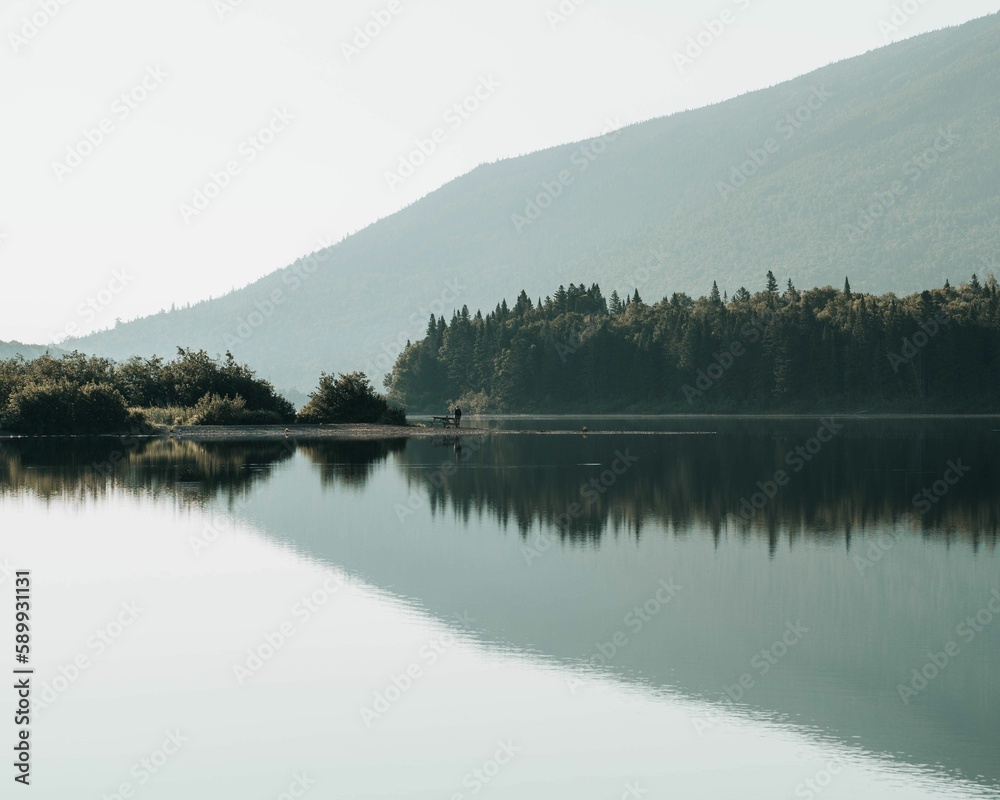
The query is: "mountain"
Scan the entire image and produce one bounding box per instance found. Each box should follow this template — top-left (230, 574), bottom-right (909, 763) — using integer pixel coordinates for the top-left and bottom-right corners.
top-left (69, 14), bottom-right (1000, 392)
top-left (0, 341), bottom-right (68, 361)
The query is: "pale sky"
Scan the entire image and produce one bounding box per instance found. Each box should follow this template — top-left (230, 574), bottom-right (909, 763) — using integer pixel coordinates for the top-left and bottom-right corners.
top-left (1, 0), bottom-right (997, 344)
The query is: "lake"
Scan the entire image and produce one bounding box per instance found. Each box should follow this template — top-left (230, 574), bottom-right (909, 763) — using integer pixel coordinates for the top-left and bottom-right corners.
top-left (1, 417), bottom-right (998, 798)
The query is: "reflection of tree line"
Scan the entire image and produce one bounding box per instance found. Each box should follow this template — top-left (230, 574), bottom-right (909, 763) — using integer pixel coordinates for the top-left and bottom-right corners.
top-left (1, 427), bottom-right (997, 550)
top-left (0, 438), bottom-right (410, 504)
top-left (298, 439), bottom-right (407, 488)
top-left (397, 428), bottom-right (1000, 550)
top-left (0, 438), bottom-right (296, 504)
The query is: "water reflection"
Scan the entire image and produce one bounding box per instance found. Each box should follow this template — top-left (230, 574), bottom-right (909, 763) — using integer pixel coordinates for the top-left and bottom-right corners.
top-left (299, 439), bottom-right (407, 488)
top-left (1, 419), bottom-right (998, 792)
top-left (0, 437), bottom-right (294, 504)
top-left (397, 420), bottom-right (999, 550)
top-left (2, 419), bottom-right (996, 546)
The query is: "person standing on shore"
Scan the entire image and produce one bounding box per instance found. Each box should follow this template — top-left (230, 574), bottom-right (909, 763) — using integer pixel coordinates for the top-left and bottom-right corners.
top-left (454, 406), bottom-right (462, 427)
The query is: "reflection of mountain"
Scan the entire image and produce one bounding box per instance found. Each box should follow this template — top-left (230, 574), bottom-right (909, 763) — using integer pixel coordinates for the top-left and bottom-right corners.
top-left (228, 419), bottom-right (1000, 791)
top-left (398, 420), bottom-right (1000, 548)
top-left (2, 423), bottom-right (999, 789)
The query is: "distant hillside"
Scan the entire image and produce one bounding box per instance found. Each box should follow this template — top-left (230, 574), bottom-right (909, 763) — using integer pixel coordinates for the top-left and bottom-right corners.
top-left (70, 14), bottom-right (1000, 391)
top-left (0, 341), bottom-right (67, 361)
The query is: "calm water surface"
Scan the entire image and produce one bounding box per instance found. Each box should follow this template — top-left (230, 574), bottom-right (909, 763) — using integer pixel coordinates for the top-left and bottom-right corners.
top-left (1, 417), bottom-right (997, 798)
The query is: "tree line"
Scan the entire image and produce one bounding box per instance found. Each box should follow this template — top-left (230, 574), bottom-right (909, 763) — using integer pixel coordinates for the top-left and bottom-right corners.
top-left (385, 272), bottom-right (1000, 413)
top-left (0, 349), bottom-right (404, 434)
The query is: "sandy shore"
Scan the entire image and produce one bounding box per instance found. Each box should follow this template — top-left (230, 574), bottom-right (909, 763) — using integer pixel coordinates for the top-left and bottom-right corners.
top-left (163, 424), bottom-right (717, 441)
top-left (160, 423), bottom-right (488, 441)
top-left (0, 424), bottom-right (721, 441)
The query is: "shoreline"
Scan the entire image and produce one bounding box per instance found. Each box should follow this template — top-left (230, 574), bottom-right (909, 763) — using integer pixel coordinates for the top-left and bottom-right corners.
top-left (1, 414), bottom-right (996, 442)
top-left (0, 425), bottom-right (705, 442)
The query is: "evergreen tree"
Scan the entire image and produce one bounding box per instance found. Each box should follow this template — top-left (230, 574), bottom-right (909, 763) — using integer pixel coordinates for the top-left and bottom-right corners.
top-left (383, 279), bottom-right (1000, 415)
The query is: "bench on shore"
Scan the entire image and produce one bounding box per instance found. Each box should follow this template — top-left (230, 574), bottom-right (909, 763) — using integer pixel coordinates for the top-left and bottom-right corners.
top-left (430, 415), bottom-right (459, 428)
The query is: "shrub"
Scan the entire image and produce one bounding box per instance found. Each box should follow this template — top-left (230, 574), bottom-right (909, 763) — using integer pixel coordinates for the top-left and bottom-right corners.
top-left (76, 383), bottom-right (137, 433)
top-left (379, 405), bottom-right (409, 426)
top-left (3, 380), bottom-right (138, 435)
top-left (190, 393), bottom-right (287, 426)
top-left (136, 406), bottom-right (194, 426)
top-left (298, 372), bottom-right (405, 424)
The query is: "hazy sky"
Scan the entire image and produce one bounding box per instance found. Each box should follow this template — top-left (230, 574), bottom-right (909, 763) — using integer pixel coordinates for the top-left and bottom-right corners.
top-left (2, 0), bottom-right (998, 344)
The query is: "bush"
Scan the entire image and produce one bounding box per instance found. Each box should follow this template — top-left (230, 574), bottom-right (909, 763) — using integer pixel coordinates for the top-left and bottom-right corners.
top-left (120, 349), bottom-right (295, 421)
top-left (298, 372), bottom-right (406, 425)
top-left (77, 383), bottom-right (137, 433)
top-left (136, 406), bottom-right (194, 426)
top-left (3, 381), bottom-right (138, 435)
top-left (190, 393), bottom-right (288, 426)
top-left (379, 405), bottom-right (408, 426)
